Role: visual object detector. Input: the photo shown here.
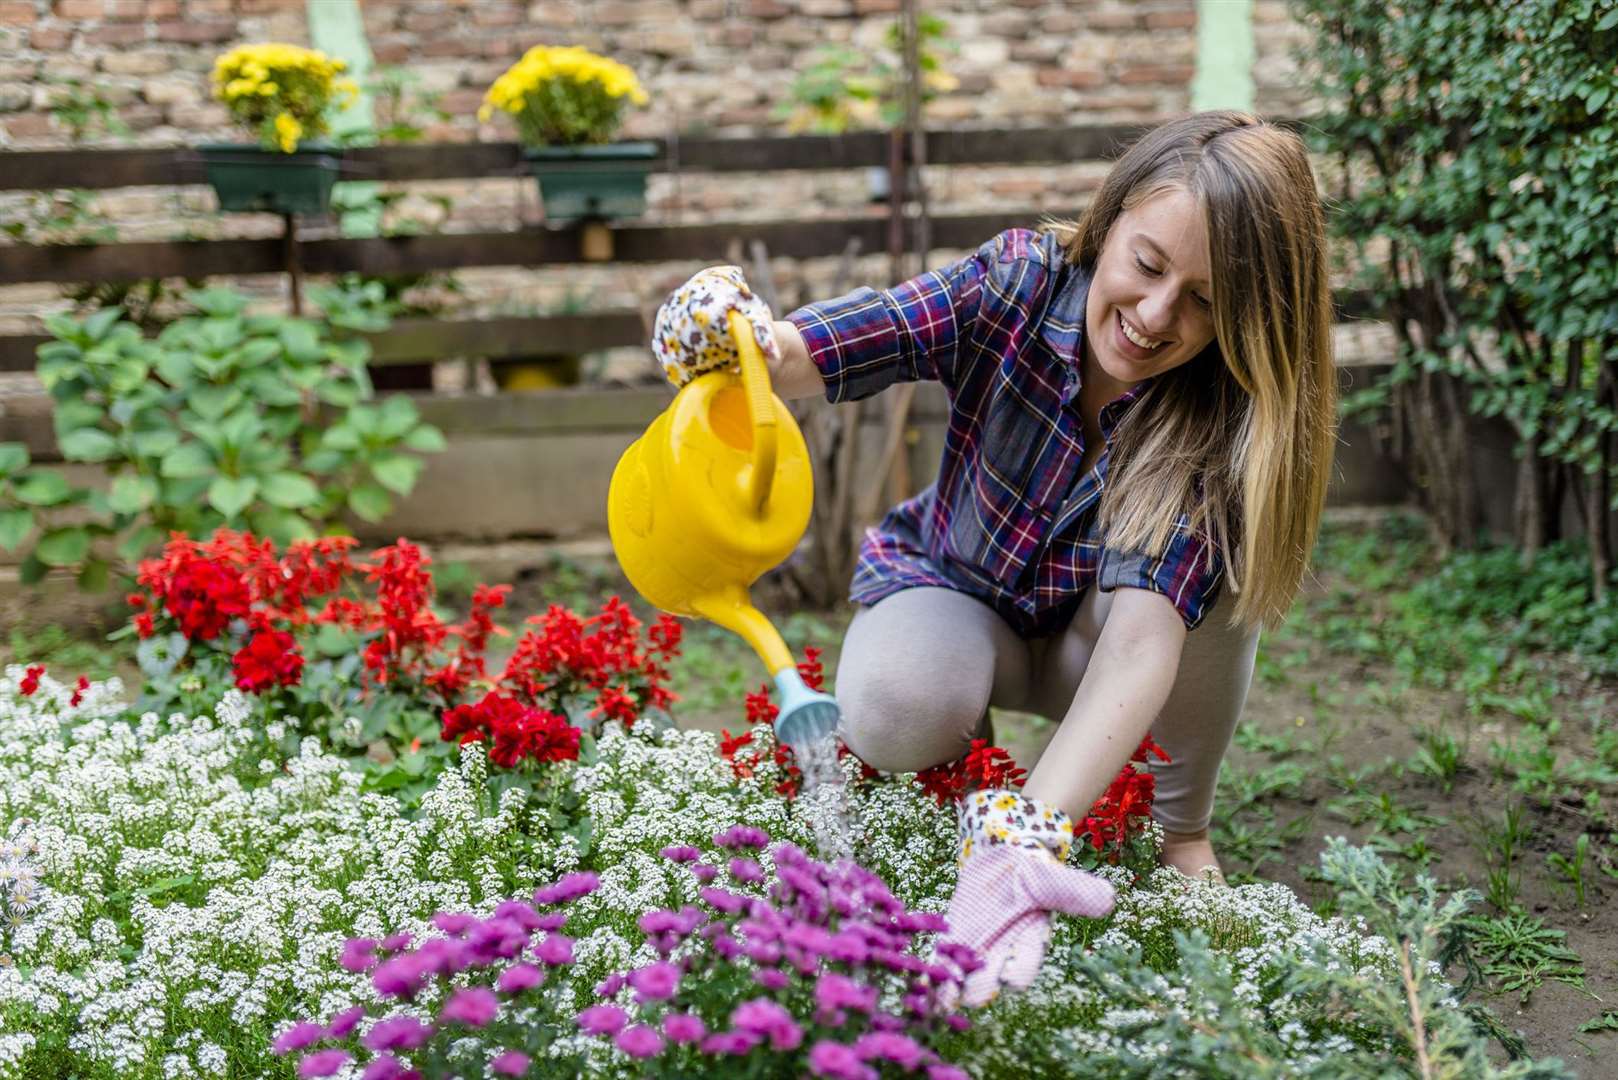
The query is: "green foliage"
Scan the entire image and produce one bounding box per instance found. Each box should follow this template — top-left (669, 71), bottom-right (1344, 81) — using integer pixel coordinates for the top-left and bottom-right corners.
top-left (0, 288), bottom-right (444, 586)
top-left (774, 14), bottom-right (957, 134)
top-left (1462, 911), bottom-right (1586, 1007)
top-left (1053, 842), bottom-right (1571, 1078)
top-left (1294, 0), bottom-right (1618, 572)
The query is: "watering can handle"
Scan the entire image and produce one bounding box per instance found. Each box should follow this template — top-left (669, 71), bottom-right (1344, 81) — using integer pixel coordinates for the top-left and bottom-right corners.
top-left (728, 309), bottom-right (778, 514)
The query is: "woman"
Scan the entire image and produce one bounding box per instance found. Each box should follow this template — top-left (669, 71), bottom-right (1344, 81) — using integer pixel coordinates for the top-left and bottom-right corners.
top-left (652, 110), bottom-right (1336, 1005)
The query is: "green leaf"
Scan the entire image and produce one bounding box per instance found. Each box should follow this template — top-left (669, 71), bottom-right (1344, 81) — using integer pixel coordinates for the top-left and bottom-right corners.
top-left (247, 506), bottom-right (317, 545)
top-left (117, 524), bottom-right (166, 562)
top-left (280, 321), bottom-right (323, 364)
top-left (1598, 8), bottom-right (1618, 30)
top-left (81, 306), bottom-right (124, 343)
top-left (160, 442), bottom-right (215, 479)
top-left (320, 425), bottom-right (363, 452)
top-left (35, 526), bottom-right (90, 567)
top-left (130, 428), bottom-right (181, 461)
top-left (18, 553), bottom-right (47, 586)
top-left (0, 508), bottom-right (33, 551)
top-left (107, 473), bottom-right (159, 515)
top-left (12, 470), bottom-right (75, 507)
top-left (376, 395), bottom-right (421, 439)
top-left (260, 471), bottom-right (320, 509)
top-left (187, 385), bottom-right (241, 422)
top-left (57, 427), bottom-right (119, 462)
top-left (207, 475), bottom-right (259, 520)
top-left (77, 558), bottom-right (111, 592)
top-left (401, 424), bottom-right (446, 453)
top-left (346, 482), bottom-right (392, 523)
top-left (370, 454), bottom-right (423, 496)
top-left (0, 442), bottom-right (29, 476)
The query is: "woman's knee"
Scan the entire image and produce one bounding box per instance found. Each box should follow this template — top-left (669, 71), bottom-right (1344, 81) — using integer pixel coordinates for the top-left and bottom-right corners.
top-left (837, 674), bottom-right (984, 772)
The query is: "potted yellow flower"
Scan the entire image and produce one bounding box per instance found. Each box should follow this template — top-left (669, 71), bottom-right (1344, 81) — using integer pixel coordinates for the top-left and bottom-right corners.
top-left (199, 43), bottom-right (359, 215)
top-left (480, 44), bottom-right (655, 223)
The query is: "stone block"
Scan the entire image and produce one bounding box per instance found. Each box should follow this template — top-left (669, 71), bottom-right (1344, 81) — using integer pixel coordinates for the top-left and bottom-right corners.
top-left (742, 0), bottom-right (790, 18)
top-left (154, 19), bottom-right (236, 43)
top-left (1116, 64), bottom-right (1193, 86)
top-left (28, 26), bottom-right (72, 49)
top-left (1146, 12), bottom-right (1196, 33)
top-left (1086, 11), bottom-right (1139, 31)
top-left (84, 21), bottom-right (145, 44)
top-left (0, 1), bottom-right (38, 24)
top-left (0, 58), bottom-right (38, 79)
top-left (164, 99), bottom-right (226, 128)
top-left (853, 0), bottom-right (899, 11)
top-left (141, 76), bottom-right (198, 106)
top-left (5, 111), bottom-right (54, 137)
top-left (104, 0), bottom-right (143, 19)
top-left (185, 0), bottom-right (231, 13)
top-left (526, 1), bottom-right (577, 26)
top-left (0, 84), bottom-right (30, 112)
top-left (401, 9), bottom-right (455, 33)
top-left (799, 0), bottom-right (852, 14)
top-left (236, 0), bottom-right (302, 11)
top-left (100, 50), bottom-right (172, 75)
top-left (372, 39), bottom-right (410, 65)
top-left (144, 0), bottom-right (178, 15)
top-left (52, 0), bottom-right (103, 18)
top-left (471, 2), bottom-right (521, 26)
top-left (1037, 68), bottom-right (1103, 90)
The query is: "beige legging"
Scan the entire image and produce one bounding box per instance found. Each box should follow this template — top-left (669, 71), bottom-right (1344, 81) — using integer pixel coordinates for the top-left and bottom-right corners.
top-left (835, 585), bottom-right (1259, 834)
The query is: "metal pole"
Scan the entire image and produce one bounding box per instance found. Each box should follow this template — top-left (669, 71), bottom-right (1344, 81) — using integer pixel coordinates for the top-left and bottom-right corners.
top-left (282, 212), bottom-right (303, 316)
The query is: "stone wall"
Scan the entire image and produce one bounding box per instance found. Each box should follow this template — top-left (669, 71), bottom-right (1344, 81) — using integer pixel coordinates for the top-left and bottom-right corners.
top-left (0, 0), bottom-right (1345, 365)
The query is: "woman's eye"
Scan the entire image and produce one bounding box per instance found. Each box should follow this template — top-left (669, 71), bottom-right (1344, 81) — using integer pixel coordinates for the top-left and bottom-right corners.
top-left (1133, 256), bottom-right (1160, 276)
top-left (1193, 293), bottom-right (1212, 311)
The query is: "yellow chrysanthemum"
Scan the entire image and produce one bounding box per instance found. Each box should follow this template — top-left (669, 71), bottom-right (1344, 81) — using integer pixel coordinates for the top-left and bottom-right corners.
top-left (479, 43), bottom-right (649, 146)
top-left (210, 41), bottom-right (354, 152)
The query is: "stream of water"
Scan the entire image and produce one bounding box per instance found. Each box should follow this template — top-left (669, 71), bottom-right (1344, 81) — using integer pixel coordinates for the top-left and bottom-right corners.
top-left (785, 731), bottom-right (859, 864)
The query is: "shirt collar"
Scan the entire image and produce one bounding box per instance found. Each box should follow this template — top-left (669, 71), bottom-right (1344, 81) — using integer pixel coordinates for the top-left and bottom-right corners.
top-left (1040, 258), bottom-right (1155, 426)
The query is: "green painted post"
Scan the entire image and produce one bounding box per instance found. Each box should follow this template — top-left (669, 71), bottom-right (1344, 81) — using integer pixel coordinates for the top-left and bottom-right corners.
top-left (1191, 0), bottom-right (1255, 112)
top-left (307, 0), bottom-right (382, 236)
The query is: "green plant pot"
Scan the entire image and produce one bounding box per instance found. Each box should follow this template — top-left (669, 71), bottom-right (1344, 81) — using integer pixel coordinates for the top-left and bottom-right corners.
top-left (198, 143), bottom-right (342, 215)
top-left (523, 141), bottom-right (659, 223)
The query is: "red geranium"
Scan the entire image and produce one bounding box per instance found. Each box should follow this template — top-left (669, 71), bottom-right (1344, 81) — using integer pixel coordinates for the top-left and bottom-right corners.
top-left (441, 691), bottom-right (581, 769)
top-left (18, 664), bottom-right (44, 696)
top-left (1077, 735), bottom-right (1170, 860)
top-left (915, 738), bottom-right (1028, 807)
top-left (231, 618), bottom-right (304, 693)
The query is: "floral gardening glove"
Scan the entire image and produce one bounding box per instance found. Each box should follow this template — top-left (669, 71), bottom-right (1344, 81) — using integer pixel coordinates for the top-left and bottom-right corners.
top-left (651, 265), bottom-right (781, 388)
top-left (938, 789), bottom-right (1117, 1007)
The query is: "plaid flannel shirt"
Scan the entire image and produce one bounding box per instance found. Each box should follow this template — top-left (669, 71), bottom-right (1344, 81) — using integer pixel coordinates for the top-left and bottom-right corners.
top-left (785, 228), bottom-right (1224, 636)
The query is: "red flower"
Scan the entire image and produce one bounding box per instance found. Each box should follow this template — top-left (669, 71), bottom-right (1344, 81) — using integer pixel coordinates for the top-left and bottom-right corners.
top-left (1076, 735), bottom-right (1170, 862)
top-left (914, 739), bottom-right (1027, 808)
top-left (133, 612), bottom-right (156, 639)
top-left (232, 623), bottom-right (304, 693)
top-left (69, 675), bottom-right (89, 707)
top-left (440, 691), bottom-right (581, 769)
top-left (18, 664), bottom-right (44, 697)
top-left (719, 728), bottom-right (755, 779)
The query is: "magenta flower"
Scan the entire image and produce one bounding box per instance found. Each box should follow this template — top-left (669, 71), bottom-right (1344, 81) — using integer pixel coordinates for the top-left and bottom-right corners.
top-left (536, 932), bottom-right (574, 966)
top-left (660, 844), bottom-right (701, 862)
top-left (691, 863), bottom-right (719, 883)
top-left (729, 857), bottom-right (765, 883)
top-left (297, 1049), bottom-right (352, 1079)
top-left (361, 1055), bottom-right (412, 1080)
top-left (339, 937), bottom-right (378, 973)
top-left (732, 997), bottom-right (803, 1050)
top-left (491, 1050), bottom-right (531, 1076)
top-left (577, 1004), bottom-right (629, 1036)
top-left (808, 1040), bottom-right (877, 1080)
top-left (855, 1031), bottom-right (924, 1070)
top-left (371, 955), bottom-right (429, 1000)
top-left (714, 825), bottom-right (769, 849)
top-left (663, 1012), bottom-right (707, 1044)
top-left (431, 911), bottom-right (477, 935)
top-left (493, 899), bottom-right (544, 931)
top-left (700, 887), bottom-right (747, 914)
top-left (628, 960), bottom-right (681, 1002)
top-left (440, 986), bottom-right (499, 1028)
top-left (615, 1023), bottom-right (666, 1059)
top-left (816, 972), bottom-right (878, 1014)
top-left (326, 1004), bottom-right (366, 1039)
top-left (497, 962), bottom-right (545, 994)
top-left (270, 1022), bottom-right (325, 1056)
top-left (700, 1030), bottom-right (763, 1055)
top-left (596, 972), bottom-right (627, 996)
top-left (754, 968), bottom-right (790, 991)
top-left (380, 932), bottom-right (413, 952)
top-left (362, 1016), bottom-right (434, 1053)
top-left (533, 871), bottom-right (600, 906)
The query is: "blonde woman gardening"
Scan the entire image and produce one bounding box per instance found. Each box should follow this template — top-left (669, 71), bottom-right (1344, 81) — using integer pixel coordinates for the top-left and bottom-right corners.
top-left (653, 111), bottom-right (1336, 1005)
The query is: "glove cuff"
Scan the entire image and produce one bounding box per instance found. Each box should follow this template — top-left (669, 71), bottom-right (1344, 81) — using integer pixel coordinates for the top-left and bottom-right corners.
top-left (958, 789), bottom-right (1075, 866)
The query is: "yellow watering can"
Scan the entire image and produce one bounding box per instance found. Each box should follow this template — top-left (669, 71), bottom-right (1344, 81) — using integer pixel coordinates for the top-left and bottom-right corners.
top-left (608, 311), bottom-right (840, 749)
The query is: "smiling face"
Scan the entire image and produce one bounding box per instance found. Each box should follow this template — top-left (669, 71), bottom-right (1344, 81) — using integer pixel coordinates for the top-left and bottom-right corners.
top-left (1081, 186), bottom-right (1218, 401)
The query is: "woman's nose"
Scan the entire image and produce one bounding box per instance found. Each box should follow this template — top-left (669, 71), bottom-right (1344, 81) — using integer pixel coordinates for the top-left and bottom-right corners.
top-left (1136, 285), bottom-right (1179, 335)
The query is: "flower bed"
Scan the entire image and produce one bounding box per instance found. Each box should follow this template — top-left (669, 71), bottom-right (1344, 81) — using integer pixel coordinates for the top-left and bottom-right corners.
top-left (0, 531), bottom-right (1565, 1078)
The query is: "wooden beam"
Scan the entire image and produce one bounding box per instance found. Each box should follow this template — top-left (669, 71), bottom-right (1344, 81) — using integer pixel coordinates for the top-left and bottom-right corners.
top-left (0, 124), bottom-right (1159, 192)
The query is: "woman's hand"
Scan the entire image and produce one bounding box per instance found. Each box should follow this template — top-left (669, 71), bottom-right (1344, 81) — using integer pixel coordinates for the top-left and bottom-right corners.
top-left (938, 790), bottom-right (1116, 1007)
top-left (651, 265), bottom-right (781, 388)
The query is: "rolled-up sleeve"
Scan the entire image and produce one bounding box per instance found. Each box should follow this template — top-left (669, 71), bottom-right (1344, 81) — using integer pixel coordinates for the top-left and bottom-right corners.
top-left (1096, 521), bottom-right (1225, 631)
top-left (785, 232), bottom-right (1028, 404)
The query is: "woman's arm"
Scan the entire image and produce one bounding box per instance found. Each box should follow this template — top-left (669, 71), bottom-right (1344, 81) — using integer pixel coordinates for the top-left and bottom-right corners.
top-left (769, 319), bottom-right (828, 401)
top-left (1023, 587), bottom-right (1187, 818)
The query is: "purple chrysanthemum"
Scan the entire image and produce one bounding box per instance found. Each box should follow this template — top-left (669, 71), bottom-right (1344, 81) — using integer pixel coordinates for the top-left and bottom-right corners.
top-left (577, 1004), bottom-right (629, 1036)
top-left (660, 844), bottom-right (701, 862)
top-left (497, 962), bottom-right (545, 994)
top-left (663, 1012), bottom-right (706, 1044)
top-left (297, 1049), bottom-right (352, 1079)
top-left (855, 1031), bottom-right (924, 1070)
top-left (808, 1040), bottom-right (877, 1080)
top-left (536, 932), bottom-right (574, 966)
top-left (326, 1004), bottom-right (366, 1039)
top-left (339, 937), bottom-right (379, 973)
top-left (439, 986), bottom-right (499, 1028)
top-left (615, 1023), bottom-right (666, 1059)
top-left (533, 871), bottom-right (599, 906)
top-left (714, 825), bottom-right (770, 849)
top-left (361, 1055), bottom-right (412, 1080)
top-left (628, 960), bottom-right (681, 1002)
top-left (728, 857), bottom-right (765, 883)
top-left (362, 1015), bottom-right (434, 1053)
top-left (490, 1050), bottom-right (532, 1076)
top-left (270, 1022), bottom-right (326, 1056)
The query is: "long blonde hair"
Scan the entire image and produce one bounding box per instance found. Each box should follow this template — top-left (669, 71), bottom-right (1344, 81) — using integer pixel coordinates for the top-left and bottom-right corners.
top-left (1047, 111), bottom-right (1336, 629)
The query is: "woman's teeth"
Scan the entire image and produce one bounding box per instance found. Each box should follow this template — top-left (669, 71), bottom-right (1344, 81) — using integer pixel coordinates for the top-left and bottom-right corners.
top-left (1119, 313), bottom-right (1163, 351)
